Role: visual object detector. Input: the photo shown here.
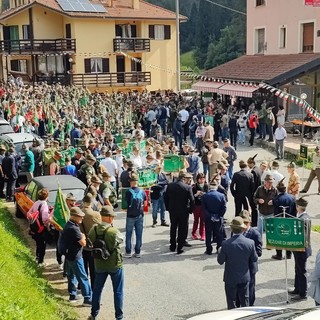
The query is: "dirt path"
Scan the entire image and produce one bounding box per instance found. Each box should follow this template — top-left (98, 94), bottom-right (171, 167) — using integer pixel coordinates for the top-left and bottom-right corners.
top-left (6, 203), bottom-right (89, 320)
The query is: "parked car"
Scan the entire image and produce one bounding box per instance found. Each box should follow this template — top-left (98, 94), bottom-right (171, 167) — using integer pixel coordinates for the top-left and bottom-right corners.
top-left (0, 119), bottom-right (14, 135)
top-left (14, 175), bottom-right (86, 218)
top-left (0, 132), bottom-right (44, 176)
top-left (187, 307), bottom-right (320, 320)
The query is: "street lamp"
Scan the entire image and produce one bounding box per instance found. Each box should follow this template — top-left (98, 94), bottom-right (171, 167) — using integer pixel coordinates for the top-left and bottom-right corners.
top-left (176, 0), bottom-right (180, 92)
top-left (300, 93), bottom-right (307, 143)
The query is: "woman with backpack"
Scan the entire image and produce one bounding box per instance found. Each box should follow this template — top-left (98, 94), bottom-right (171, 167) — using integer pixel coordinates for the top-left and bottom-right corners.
top-left (27, 188), bottom-right (50, 267)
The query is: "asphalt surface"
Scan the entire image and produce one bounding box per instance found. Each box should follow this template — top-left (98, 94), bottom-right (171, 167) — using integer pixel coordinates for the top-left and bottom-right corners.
top-left (8, 142), bottom-right (320, 320)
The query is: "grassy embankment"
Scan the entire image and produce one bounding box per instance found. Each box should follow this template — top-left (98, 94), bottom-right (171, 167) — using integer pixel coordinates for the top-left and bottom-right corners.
top-left (0, 201), bottom-right (78, 320)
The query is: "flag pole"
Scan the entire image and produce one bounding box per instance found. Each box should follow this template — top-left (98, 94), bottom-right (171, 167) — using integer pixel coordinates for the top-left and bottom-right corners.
top-left (176, 0), bottom-right (181, 92)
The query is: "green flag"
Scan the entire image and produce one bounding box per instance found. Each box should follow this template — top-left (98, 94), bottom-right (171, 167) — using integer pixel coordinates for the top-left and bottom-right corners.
top-left (52, 186), bottom-right (70, 230)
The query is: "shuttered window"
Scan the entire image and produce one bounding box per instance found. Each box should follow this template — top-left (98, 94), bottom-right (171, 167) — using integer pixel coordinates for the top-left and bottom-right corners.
top-left (149, 25), bottom-right (171, 40)
top-left (84, 58), bottom-right (109, 73)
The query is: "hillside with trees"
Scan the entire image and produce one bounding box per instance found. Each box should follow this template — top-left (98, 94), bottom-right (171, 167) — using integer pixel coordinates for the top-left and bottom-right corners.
top-left (147, 0), bottom-right (246, 70)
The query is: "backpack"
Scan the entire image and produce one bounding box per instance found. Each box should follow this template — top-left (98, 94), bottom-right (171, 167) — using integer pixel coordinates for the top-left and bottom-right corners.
top-left (91, 226), bottom-right (112, 260)
top-left (127, 188), bottom-right (145, 216)
top-left (27, 203), bottom-right (44, 234)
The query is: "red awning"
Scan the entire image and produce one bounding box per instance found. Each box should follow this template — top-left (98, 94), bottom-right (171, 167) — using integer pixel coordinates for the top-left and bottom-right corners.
top-left (191, 81), bottom-right (223, 93)
top-left (218, 83), bottom-right (259, 98)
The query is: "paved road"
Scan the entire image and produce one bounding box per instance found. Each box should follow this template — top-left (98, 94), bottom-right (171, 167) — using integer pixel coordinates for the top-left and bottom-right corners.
top-left (8, 143), bottom-right (320, 320)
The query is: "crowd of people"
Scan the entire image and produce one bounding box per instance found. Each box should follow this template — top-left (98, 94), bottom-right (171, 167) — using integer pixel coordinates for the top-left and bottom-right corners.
top-left (0, 80), bottom-right (319, 318)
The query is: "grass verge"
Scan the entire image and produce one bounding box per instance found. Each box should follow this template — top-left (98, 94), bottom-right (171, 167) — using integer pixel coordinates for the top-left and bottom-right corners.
top-left (0, 201), bottom-right (78, 320)
top-left (312, 225), bottom-right (320, 233)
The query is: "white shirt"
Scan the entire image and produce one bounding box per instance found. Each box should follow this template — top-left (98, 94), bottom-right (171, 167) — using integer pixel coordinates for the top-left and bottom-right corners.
top-left (131, 129), bottom-right (145, 138)
top-left (130, 154), bottom-right (143, 168)
top-left (100, 157), bottom-right (118, 182)
top-left (179, 109), bottom-right (189, 122)
top-left (274, 127), bottom-right (287, 140)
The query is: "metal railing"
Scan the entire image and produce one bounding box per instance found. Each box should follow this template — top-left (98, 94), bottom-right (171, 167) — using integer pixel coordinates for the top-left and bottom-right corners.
top-left (34, 74), bottom-right (71, 85)
top-left (0, 39), bottom-right (76, 53)
top-left (302, 45), bottom-right (314, 53)
top-left (113, 38), bottom-right (150, 52)
top-left (72, 72), bottom-right (151, 87)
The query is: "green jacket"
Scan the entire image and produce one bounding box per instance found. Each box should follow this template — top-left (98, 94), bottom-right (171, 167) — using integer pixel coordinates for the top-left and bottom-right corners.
top-left (88, 222), bottom-right (123, 273)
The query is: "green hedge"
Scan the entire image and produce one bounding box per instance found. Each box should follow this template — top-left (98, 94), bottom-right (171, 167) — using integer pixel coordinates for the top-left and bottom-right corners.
top-left (0, 202), bottom-right (77, 320)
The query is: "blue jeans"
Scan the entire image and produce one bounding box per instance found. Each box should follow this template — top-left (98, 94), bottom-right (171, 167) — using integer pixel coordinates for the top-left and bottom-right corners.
top-left (222, 127), bottom-right (229, 140)
top-left (152, 195), bottom-right (166, 222)
top-left (259, 123), bottom-right (266, 139)
top-left (228, 163), bottom-right (234, 180)
top-left (257, 212), bottom-right (273, 237)
top-left (66, 257), bottom-right (92, 299)
top-left (125, 214), bottom-right (144, 254)
top-left (91, 268), bottom-right (124, 319)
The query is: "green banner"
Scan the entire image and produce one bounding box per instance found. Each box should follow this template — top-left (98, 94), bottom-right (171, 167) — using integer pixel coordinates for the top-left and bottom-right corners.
top-left (137, 167), bottom-right (157, 188)
top-left (205, 115), bottom-right (214, 126)
top-left (164, 155), bottom-right (185, 172)
top-left (265, 217), bottom-right (305, 251)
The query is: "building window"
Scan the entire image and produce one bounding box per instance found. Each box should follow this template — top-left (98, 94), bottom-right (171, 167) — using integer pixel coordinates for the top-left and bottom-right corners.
top-left (84, 58), bottom-right (109, 73)
top-left (115, 24), bottom-right (137, 38)
top-left (302, 22), bottom-right (314, 53)
top-left (37, 56), bottom-right (64, 74)
top-left (255, 28), bottom-right (265, 54)
top-left (22, 25), bottom-right (31, 40)
top-left (131, 58), bottom-right (142, 72)
top-left (10, 59), bottom-right (27, 73)
top-left (148, 25), bottom-right (171, 40)
top-left (280, 27), bottom-right (286, 48)
top-left (256, 0), bottom-right (265, 6)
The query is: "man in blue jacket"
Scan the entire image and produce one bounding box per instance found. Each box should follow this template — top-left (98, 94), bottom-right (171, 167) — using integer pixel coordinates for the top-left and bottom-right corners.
top-left (202, 179), bottom-right (226, 255)
top-left (240, 210), bottom-right (262, 306)
top-left (186, 146), bottom-right (199, 183)
top-left (218, 216), bottom-right (258, 309)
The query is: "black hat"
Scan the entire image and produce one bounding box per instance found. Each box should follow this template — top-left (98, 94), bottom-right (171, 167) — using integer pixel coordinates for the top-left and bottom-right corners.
top-left (276, 177), bottom-right (286, 192)
top-left (247, 154), bottom-right (257, 164)
top-left (296, 197), bottom-right (308, 208)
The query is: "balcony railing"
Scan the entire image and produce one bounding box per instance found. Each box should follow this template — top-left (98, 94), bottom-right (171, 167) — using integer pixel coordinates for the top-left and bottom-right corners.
top-left (303, 45), bottom-right (314, 53)
top-left (72, 72), bottom-right (151, 87)
top-left (113, 38), bottom-right (150, 52)
top-left (0, 39), bottom-right (76, 54)
top-left (34, 74), bottom-right (71, 85)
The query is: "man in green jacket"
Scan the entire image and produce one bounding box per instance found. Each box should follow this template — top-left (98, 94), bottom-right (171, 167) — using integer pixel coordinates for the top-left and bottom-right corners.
top-left (22, 144), bottom-right (35, 182)
top-left (88, 205), bottom-right (124, 320)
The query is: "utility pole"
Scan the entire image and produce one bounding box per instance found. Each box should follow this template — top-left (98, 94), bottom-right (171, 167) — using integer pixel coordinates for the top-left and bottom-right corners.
top-left (176, 0), bottom-right (180, 92)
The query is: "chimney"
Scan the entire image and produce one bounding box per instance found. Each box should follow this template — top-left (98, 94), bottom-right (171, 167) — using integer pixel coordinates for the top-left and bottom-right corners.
top-left (105, 0), bottom-right (114, 7)
top-left (132, 0), bottom-right (139, 10)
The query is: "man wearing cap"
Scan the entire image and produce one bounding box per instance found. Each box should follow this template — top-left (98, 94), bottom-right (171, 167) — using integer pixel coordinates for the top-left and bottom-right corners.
top-left (66, 193), bottom-right (77, 210)
top-left (288, 197), bottom-right (312, 301)
top-left (271, 178), bottom-right (296, 260)
top-left (62, 207), bottom-right (92, 306)
top-left (78, 154), bottom-right (96, 186)
top-left (301, 146), bottom-right (320, 194)
top-left (186, 146), bottom-right (200, 183)
top-left (287, 162), bottom-right (300, 197)
top-left (87, 175), bottom-right (104, 207)
top-left (217, 216), bottom-right (258, 309)
top-left (247, 154), bottom-right (261, 227)
top-left (43, 150), bottom-right (61, 176)
top-left (80, 193), bottom-right (101, 289)
top-left (88, 206), bottom-right (124, 320)
top-left (230, 160), bottom-right (254, 216)
top-left (195, 121), bottom-right (206, 152)
top-left (31, 138), bottom-right (43, 177)
top-left (99, 172), bottom-right (118, 208)
top-left (1, 146), bottom-right (18, 202)
top-left (253, 174), bottom-right (278, 236)
top-left (204, 120), bottom-right (214, 143)
top-left (223, 139), bottom-right (237, 179)
top-left (202, 179), bottom-right (226, 254)
top-left (208, 141), bottom-right (228, 181)
top-left (71, 148), bottom-right (85, 171)
top-left (0, 144), bottom-right (6, 198)
top-left (239, 210), bottom-right (262, 307)
top-left (164, 171), bottom-right (195, 254)
top-left (124, 173), bottom-right (147, 258)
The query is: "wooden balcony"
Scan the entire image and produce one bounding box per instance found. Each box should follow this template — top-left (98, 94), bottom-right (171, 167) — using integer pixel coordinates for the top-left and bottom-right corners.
top-left (0, 39), bottom-right (76, 54)
top-left (72, 72), bottom-right (151, 87)
top-left (113, 38), bottom-right (150, 52)
top-left (34, 73), bottom-right (71, 85)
